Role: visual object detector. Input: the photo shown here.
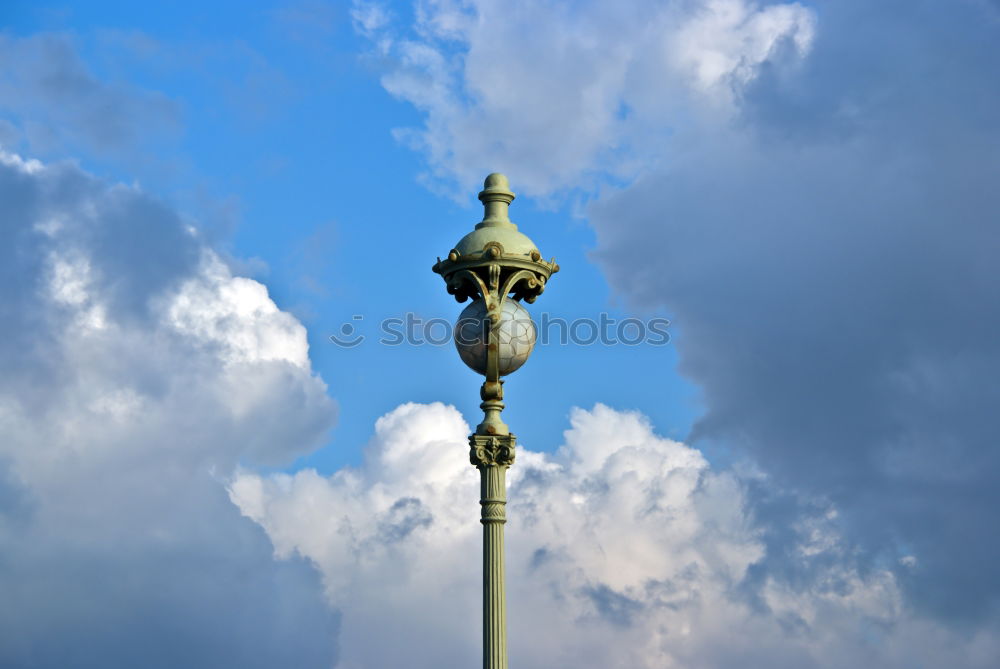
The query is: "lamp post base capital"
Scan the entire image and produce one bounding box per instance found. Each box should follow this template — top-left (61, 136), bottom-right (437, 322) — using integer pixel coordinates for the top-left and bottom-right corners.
top-left (470, 434), bottom-right (516, 468)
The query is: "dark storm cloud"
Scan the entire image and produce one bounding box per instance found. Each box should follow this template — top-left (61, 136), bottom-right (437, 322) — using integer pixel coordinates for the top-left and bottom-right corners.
top-left (590, 0), bottom-right (1000, 622)
top-left (0, 489), bottom-right (339, 669)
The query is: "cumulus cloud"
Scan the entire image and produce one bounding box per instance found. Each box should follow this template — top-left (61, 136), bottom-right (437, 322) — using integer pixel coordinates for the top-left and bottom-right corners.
top-left (354, 0), bottom-right (1000, 650)
top-left (232, 402), bottom-right (998, 668)
top-left (0, 150), bottom-right (338, 667)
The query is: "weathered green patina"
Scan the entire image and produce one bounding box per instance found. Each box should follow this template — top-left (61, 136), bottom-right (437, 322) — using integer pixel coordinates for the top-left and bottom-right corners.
top-left (433, 173), bottom-right (558, 669)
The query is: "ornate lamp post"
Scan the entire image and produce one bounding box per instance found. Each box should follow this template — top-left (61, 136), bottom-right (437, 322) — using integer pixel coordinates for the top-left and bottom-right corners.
top-left (432, 173), bottom-right (558, 669)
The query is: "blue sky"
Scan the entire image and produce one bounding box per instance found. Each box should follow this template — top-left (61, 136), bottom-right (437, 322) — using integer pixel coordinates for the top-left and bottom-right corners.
top-left (2, 1), bottom-right (1000, 667)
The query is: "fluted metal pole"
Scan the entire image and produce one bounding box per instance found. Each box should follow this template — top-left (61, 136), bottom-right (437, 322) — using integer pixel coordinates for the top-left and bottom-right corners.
top-left (470, 434), bottom-right (515, 669)
top-left (481, 463), bottom-right (508, 669)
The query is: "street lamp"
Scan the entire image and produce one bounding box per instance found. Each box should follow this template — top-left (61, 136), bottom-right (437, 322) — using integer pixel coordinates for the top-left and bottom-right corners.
top-left (432, 173), bottom-right (559, 669)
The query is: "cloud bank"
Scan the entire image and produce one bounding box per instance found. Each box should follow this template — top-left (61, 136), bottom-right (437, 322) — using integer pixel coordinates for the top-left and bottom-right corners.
top-left (590, 0), bottom-right (1000, 623)
top-left (0, 150), bottom-right (338, 667)
top-left (234, 401), bottom-right (998, 668)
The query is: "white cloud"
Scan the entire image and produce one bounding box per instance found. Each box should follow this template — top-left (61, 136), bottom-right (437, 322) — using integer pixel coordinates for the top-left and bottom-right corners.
top-left (351, 1), bottom-right (394, 43)
top-left (353, 0), bottom-right (815, 196)
top-left (168, 252), bottom-right (311, 368)
top-left (0, 151), bottom-right (338, 667)
top-left (232, 401), bottom-right (996, 668)
top-left (670, 0), bottom-right (815, 92)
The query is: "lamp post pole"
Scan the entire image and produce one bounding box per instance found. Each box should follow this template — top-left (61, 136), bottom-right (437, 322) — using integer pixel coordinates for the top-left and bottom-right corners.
top-left (433, 174), bottom-right (558, 669)
top-left (471, 433), bottom-right (514, 669)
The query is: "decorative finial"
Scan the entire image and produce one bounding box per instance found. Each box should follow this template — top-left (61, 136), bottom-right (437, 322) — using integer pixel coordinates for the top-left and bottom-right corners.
top-left (477, 173), bottom-right (517, 230)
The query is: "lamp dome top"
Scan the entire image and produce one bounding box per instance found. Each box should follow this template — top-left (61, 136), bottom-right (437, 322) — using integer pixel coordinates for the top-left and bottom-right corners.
top-left (476, 172), bottom-right (516, 230)
top-left (450, 172), bottom-right (537, 256)
top-left (480, 172), bottom-right (512, 197)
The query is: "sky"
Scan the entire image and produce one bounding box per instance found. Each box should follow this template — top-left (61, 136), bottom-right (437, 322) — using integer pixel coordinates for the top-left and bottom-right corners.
top-left (0, 1), bottom-right (998, 667)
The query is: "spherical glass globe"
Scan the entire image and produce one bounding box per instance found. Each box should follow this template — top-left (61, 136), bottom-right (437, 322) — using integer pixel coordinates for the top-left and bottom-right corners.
top-left (454, 299), bottom-right (536, 376)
